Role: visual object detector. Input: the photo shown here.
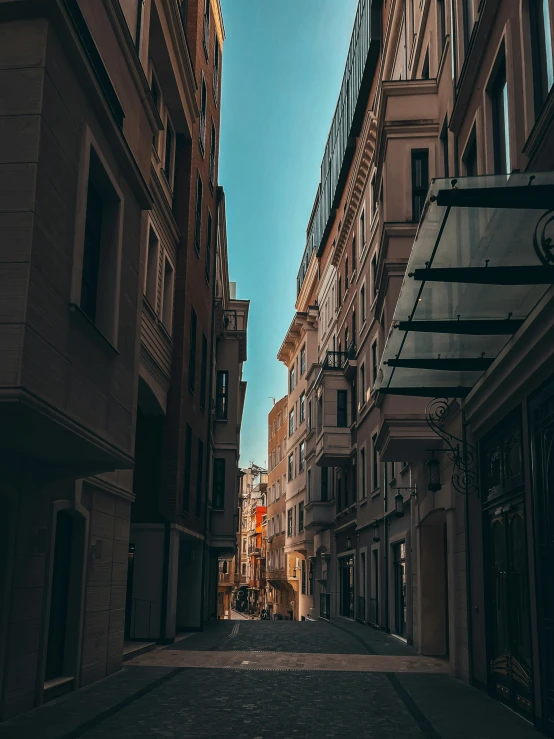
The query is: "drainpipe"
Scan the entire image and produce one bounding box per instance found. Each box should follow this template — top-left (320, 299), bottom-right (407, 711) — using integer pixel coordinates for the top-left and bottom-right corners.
top-left (384, 469), bottom-right (389, 632)
top-left (462, 406), bottom-right (474, 683)
top-left (199, 186), bottom-right (223, 628)
top-left (450, 0), bottom-right (460, 176)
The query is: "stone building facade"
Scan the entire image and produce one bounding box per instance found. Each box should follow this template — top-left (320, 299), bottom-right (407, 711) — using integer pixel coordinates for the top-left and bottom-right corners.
top-left (0, 0), bottom-right (246, 720)
top-left (282, 0), bottom-right (554, 734)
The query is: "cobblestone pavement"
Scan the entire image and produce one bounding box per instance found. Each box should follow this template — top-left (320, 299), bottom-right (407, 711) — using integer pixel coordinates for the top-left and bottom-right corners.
top-left (0, 619), bottom-right (543, 739)
top-left (80, 669), bottom-right (425, 739)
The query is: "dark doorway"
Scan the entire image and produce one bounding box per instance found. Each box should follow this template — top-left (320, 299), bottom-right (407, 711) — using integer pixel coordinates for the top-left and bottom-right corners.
top-left (45, 511), bottom-right (73, 681)
top-left (393, 542), bottom-right (406, 638)
top-left (530, 379), bottom-right (554, 735)
top-left (487, 500), bottom-right (533, 719)
top-left (339, 555), bottom-right (354, 619)
top-left (124, 543), bottom-right (135, 640)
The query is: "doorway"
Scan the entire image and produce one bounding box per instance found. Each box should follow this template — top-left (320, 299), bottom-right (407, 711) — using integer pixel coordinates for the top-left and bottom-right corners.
top-left (393, 542), bottom-right (406, 638)
top-left (530, 379), bottom-right (554, 734)
top-left (487, 499), bottom-right (533, 719)
top-left (45, 511), bottom-right (73, 682)
top-left (339, 555), bottom-right (354, 619)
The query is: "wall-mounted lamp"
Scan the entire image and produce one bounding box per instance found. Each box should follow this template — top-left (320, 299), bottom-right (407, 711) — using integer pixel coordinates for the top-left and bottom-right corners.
top-left (346, 535), bottom-right (352, 550)
top-left (372, 521), bottom-right (380, 542)
top-left (427, 454), bottom-right (442, 492)
top-left (394, 492), bottom-right (404, 517)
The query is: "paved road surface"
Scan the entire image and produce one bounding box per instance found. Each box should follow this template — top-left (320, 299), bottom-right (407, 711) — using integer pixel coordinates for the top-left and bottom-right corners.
top-left (0, 619), bottom-right (543, 739)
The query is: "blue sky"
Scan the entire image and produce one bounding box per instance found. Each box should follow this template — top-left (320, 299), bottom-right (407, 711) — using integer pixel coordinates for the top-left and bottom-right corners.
top-left (219, 0), bottom-right (359, 468)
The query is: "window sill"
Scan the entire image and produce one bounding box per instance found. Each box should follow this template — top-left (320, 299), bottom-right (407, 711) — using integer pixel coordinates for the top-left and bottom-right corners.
top-left (371, 488), bottom-right (381, 499)
top-left (142, 294), bottom-right (158, 320)
top-left (359, 497), bottom-right (368, 507)
top-left (69, 303), bottom-right (118, 356)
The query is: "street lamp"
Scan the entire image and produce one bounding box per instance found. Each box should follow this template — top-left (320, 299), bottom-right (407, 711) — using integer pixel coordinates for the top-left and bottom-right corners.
top-left (427, 455), bottom-right (442, 492)
top-left (394, 491), bottom-right (404, 517)
top-left (372, 521), bottom-right (380, 542)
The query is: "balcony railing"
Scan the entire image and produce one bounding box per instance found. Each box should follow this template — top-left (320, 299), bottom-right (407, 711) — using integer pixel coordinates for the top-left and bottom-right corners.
top-left (368, 597), bottom-right (378, 625)
top-left (320, 593), bottom-right (331, 620)
top-left (323, 343), bottom-right (356, 370)
top-left (357, 596), bottom-right (366, 623)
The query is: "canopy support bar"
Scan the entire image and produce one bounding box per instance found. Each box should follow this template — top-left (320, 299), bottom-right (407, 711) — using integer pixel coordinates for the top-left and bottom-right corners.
top-left (396, 319), bottom-right (524, 335)
top-left (386, 357), bottom-right (495, 371)
top-left (411, 266), bottom-right (554, 285)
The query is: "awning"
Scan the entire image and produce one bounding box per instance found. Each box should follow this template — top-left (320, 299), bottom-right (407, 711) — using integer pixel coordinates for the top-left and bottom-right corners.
top-left (375, 172), bottom-right (554, 398)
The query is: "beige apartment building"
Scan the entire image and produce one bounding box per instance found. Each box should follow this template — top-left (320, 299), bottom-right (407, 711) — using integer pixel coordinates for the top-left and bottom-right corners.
top-left (284, 0), bottom-right (554, 734)
top-left (277, 310), bottom-right (318, 620)
top-left (265, 396), bottom-right (294, 619)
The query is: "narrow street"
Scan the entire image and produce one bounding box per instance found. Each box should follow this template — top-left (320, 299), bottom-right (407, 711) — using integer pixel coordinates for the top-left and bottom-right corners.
top-left (0, 620), bottom-right (541, 739)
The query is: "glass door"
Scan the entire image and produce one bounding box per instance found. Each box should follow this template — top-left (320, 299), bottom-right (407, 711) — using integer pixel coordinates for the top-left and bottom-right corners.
top-left (339, 556), bottom-right (355, 619)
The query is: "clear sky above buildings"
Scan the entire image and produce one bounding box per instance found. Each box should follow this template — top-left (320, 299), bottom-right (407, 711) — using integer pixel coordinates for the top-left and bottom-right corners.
top-left (219, 0), bottom-right (359, 468)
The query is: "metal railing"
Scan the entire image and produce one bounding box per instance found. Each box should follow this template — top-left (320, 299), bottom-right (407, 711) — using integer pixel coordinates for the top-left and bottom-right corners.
top-left (320, 593), bottom-right (331, 620)
top-left (369, 597), bottom-right (378, 625)
top-left (357, 596), bottom-right (366, 623)
top-left (323, 344), bottom-right (356, 370)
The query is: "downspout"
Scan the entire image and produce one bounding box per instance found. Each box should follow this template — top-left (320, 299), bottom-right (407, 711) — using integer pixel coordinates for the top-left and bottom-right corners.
top-left (462, 406), bottom-right (474, 683)
top-left (199, 186), bottom-right (223, 628)
top-left (384, 468), bottom-right (389, 632)
top-left (450, 0), bottom-right (460, 176)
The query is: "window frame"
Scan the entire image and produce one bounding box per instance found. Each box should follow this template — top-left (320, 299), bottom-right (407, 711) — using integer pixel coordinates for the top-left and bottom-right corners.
top-left (215, 370), bottom-right (229, 420)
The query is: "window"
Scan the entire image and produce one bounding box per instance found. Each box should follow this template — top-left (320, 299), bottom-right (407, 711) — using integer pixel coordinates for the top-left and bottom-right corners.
top-left (199, 77), bottom-right (207, 154)
top-left (184, 424), bottom-right (192, 511)
top-left (200, 334), bottom-right (208, 409)
top-left (203, 0), bottom-right (210, 59)
top-left (287, 508), bottom-right (293, 536)
top-left (209, 123), bottom-right (216, 189)
top-left (276, 479), bottom-right (280, 499)
top-left (298, 502), bottom-right (304, 533)
top-left (195, 440), bottom-right (204, 517)
top-left (421, 48), bottom-right (430, 79)
top-left (463, 131), bottom-right (478, 176)
top-left (194, 174), bottom-right (203, 254)
top-left (188, 308), bottom-right (197, 392)
top-left (213, 37), bottom-right (220, 100)
top-left (150, 69), bottom-right (161, 151)
top-left (216, 370), bottom-right (229, 419)
top-left (205, 211), bottom-right (212, 282)
top-left (160, 257), bottom-right (175, 333)
top-left (307, 468), bottom-right (312, 501)
top-left (300, 345), bottom-right (306, 375)
top-left (437, 0), bottom-right (446, 54)
top-left (361, 285), bottom-right (366, 323)
top-left (360, 363), bottom-right (366, 405)
top-left (299, 442), bottom-right (305, 472)
top-left (289, 408), bottom-right (295, 436)
top-left (308, 399), bottom-right (313, 430)
top-left (371, 341), bottom-right (378, 389)
top-left (120, 0), bottom-right (144, 47)
top-left (371, 254), bottom-right (377, 301)
top-left (144, 225), bottom-right (159, 308)
top-left (490, 53), bottom-right (511, 175)
top-left (213, 458), bottom-right (225, 510)
top-left (531, 0), bottom-right (554, 114)
top-left (300, 392), bottom-right (305, 423)
top-left (440, 116), bottom-right (449, 178)
top-left (79, 148), bottom-right (122, 341)
top-left (337, 473), bottom-right (342, 511)
top-left (411, 150), bottom-right (429, 222)
top-left (345, 256), bottom-right (349, 286)
top-left (337, 390), bottom-right (348, 427)
top-left (462, 0), bottom-right (475, 50)
top-left (289, 366), bottom-right (295, 392)
top-left (242, 538), bottom-right (246, 553)
top-left (288, 454), bottom-right (294, 481)
top-left (360, 209), bottom-right (366, 248)
top-left (338, 275), bottom-right (342, 305)
top-left (360, 448), bottom-right (366, 499)
top-left (164, 114), bottom-right (175, 188)
top-left (372, 434), bottom-right (379, 490)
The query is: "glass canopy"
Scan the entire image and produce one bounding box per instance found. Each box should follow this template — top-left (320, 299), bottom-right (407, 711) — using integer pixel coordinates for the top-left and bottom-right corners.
top-left (375, 172), bottom-right (554, 397)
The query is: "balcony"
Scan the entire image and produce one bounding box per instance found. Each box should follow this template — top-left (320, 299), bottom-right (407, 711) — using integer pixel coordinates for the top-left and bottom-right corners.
top-left (215, 300), bottom-right (249, 362)
top-left (314, 361), bottom-right (352, 467)
top-left (304, 498), bottom-right (335, 530)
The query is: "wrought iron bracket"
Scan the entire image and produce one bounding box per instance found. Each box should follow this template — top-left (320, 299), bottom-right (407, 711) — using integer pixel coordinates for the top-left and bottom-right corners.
top-left (425, 398), bottom-right (478, 495)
